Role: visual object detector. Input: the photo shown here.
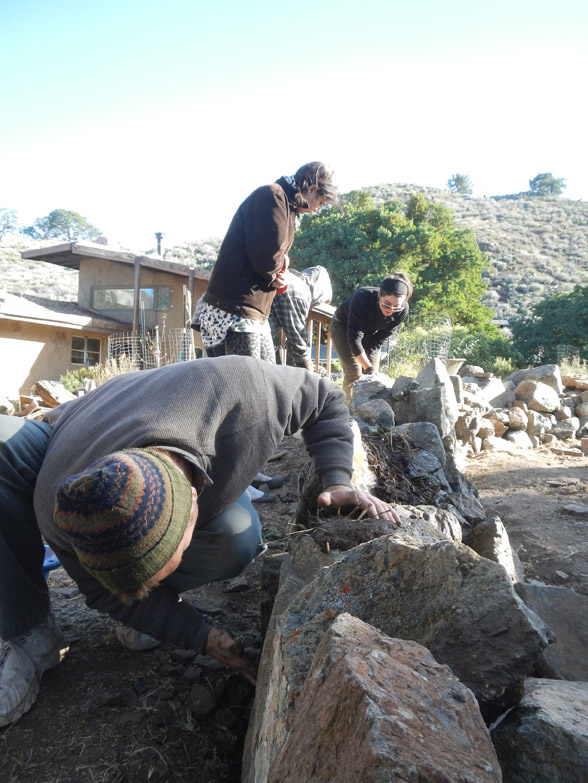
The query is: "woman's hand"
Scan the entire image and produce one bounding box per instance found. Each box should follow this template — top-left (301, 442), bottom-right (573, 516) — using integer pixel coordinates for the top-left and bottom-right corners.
top-left (317, 485), bottom-right (400, 525)
top-left (272, 253), bottom-right (290, 292)
top-left (204, 628), bottom-right (258, 685)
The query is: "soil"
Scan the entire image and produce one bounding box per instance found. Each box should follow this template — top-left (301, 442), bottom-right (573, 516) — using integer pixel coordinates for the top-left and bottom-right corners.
top-left (2, 437), bottom-right (588, 783)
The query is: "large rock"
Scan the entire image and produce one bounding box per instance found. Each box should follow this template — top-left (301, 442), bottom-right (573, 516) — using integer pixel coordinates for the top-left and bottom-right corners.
top-left (244, 535), bottom-right (553, 782)
top-left (515, 583), bottom-right (588, 681)
top-left (467, 376), bottom-right (517, 408)
top-left (504, 430), bottom-right (534, 449)
top-left (526, 410), bottom-right (553, 437)
top-left (446, 492), bottom-right (486, 525)
top-left (506, 364), bottom-right (564, 394)
top-left (350, 373), bottom-right (395, 411)
top-left (561, 373), bottom-right (588, 391)
top-left (550, 416), bottom-right (580, 440)
top-left (267, 614), bottom-right (502, 783)
top-left (514, 380), bottom-right (560, 413)
top-left (492, 679), bottom-right (588, 782)
top-left (354, 397), bottom-right (395, 429)
top-left (482, 435), bottom-right (519, 453)
top-left (508, 407), bottom-right (528, 431)
top-left (463, 517), bottom-right (523, 584)
top-left (391, 421), bottom-right (447, 467)
top-left (391, 359), bottom-right (459, 440)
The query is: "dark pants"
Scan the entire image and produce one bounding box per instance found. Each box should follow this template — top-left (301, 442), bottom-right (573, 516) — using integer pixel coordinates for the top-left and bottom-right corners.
top-left (0, 417), bottom-right (263, 641)
top-left (0, 417), bottom-right (52, 639)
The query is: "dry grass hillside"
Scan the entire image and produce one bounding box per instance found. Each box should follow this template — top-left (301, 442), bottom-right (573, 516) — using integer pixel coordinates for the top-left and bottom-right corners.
top-left (369, 184), bottom-right (588, 321)
top-left (2, 188), bottom-right (588, 322)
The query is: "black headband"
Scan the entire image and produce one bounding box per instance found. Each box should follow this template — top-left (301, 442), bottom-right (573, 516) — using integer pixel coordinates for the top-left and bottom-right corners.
top-left (382, 278), bottom-right (408, 297)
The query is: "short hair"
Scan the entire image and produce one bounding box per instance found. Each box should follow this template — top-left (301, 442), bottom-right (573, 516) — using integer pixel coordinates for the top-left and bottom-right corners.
top-left (293, 162), bottom-right (338, 210)
top-left (380, 272), bottom-right (413, 300)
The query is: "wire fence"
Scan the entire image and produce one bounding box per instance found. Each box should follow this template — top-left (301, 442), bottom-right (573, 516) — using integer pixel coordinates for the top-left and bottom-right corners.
top-left (107, 327), bottom-right (198, 370)
top-left (382, 314), bottom-right (453, 374)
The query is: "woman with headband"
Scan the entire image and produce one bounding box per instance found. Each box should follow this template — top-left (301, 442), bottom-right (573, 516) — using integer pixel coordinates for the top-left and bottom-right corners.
top-left (331, 272), bottom-right (412, 402)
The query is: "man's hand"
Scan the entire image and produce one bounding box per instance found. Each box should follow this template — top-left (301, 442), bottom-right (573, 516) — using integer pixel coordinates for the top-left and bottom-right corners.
top-left (317, 485), bottom-right (400, 525)
top-left (204, 628), bottom-right (258, 685)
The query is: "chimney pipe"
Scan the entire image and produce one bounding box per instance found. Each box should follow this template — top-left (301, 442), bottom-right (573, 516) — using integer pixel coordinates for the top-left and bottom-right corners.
top-left (155, 232), bottom-right (164, 255)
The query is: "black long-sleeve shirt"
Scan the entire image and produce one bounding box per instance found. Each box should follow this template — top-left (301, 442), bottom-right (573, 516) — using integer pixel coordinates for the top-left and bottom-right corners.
top-left (333, 287), bottom-right (408, 358)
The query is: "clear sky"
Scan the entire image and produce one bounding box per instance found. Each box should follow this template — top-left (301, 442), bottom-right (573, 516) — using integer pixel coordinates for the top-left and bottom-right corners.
top-left (1, 0), bottom-right (586, 251)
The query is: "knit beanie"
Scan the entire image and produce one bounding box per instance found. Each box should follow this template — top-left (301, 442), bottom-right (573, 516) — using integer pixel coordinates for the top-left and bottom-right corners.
top-left (54, 448), bottom-right (193, 594)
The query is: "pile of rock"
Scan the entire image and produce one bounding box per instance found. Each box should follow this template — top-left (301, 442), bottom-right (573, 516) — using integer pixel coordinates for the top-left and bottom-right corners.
top-left (243, 359), bottom-right (588, 783)
top-left (457, 363), bottom-right (588, 456)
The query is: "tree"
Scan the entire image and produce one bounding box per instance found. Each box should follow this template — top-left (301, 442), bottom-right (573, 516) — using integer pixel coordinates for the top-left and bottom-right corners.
top-left (22, 209), bottom-right (101, 241)
top-left (447, 173), bottom-right (473, 195)
top-left (510, 284), bottom-right (588, 365)
top-left (290, 191), bottom-right (496, 333)
top-left (528, 173), bottom-right (566, 197)
top-left (0, 208), bottom-right (19, 239)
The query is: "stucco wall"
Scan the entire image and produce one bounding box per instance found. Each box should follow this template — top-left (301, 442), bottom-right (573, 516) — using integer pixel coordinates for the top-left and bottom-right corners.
top-left (78, 258), bottom-right (202, 331)
top-left (0, 320), bottom-right (106, 400)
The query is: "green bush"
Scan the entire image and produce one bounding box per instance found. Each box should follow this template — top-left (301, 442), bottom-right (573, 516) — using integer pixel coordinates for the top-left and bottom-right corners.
top-left (449, 327), bottom-right (523, 376)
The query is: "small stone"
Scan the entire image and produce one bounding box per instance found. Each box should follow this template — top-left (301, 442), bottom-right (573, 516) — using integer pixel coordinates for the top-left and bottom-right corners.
top-left (131, 679), bottom-right (151, 696)
top-left (555, 570), bottom-right (569, 581)
top-left (562, 503), bottom-right (588, 517)
top-left (225, 576), bottom-right (249, 593)
top-left (55, 585), bottom-right (80, 599)
top-left (170, 648), bottom-right (198, 664)
top-left (158, 663), bottom-right (180, 677)
top-left (189, 683), bottom-right (216, 717)
top-left (183, 665), bottom-right (203, 684)
top-left (215, 708), bottom-right (237, 728)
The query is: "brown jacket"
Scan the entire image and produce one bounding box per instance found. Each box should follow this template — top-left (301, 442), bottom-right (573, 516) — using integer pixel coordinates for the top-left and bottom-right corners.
top-left (203, 178), bottom-right (298, 321)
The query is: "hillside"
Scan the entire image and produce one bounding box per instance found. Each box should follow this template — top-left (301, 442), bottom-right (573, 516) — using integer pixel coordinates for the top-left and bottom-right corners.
top-left (2, 189), bottom-right (588, 322)
top-left (368, 184), bottom-right (588, 321)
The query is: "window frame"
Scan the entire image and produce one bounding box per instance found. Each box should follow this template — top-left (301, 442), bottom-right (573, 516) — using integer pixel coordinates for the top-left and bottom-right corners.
top-left (71, 335), bottom-right (102, 366)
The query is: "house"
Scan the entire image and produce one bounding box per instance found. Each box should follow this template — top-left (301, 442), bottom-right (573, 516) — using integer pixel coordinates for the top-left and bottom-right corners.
top-left (0, 241), bottom-right (210, 401)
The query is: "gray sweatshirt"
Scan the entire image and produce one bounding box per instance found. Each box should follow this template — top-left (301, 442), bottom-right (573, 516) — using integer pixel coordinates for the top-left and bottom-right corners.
top-left (34, 356), bottom-right (353, 651)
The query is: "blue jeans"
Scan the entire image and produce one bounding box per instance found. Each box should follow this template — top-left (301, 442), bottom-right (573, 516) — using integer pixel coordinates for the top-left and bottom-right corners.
top-left (0, 416), bottom-right (263, 640)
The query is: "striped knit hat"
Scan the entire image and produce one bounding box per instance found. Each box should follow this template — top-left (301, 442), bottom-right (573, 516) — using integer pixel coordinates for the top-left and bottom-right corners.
top-left (54, 448), bottom-right (193, 594)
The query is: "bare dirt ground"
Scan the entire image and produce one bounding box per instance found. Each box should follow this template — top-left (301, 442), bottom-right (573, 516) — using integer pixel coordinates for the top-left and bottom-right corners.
top-left (464, 445), bottom-right (588, 598)
top-left (1, 437), bottom-right (587, 783)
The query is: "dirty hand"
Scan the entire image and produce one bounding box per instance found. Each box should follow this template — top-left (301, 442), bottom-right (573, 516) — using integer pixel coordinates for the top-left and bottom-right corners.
top-left (204, 628), bottom-right (258, 685)
top-left (317, 485), bottom-right (400, 525)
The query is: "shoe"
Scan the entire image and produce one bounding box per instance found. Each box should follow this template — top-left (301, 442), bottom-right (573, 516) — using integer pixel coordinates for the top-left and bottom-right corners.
top-left (251, 491), bottom-right (277, 504)
top-left (115, 622), bottom-right (160, 651)
top-left (0, 613), bottom-right (69, 727)
top-left (251, 475), bottom-right (286, 490)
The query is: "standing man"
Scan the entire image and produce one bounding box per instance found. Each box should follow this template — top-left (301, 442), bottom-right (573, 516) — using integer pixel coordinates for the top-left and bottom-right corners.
top-left (0, 356), bottom-right (398, 727)
top-left (269, 266), bottom-right (333, 371)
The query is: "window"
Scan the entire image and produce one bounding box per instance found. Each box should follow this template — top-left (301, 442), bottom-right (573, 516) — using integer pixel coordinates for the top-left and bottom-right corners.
top-left (92, 287), bottom-right (173, 310)
top-left (72, 336), bottom-right (101, 366)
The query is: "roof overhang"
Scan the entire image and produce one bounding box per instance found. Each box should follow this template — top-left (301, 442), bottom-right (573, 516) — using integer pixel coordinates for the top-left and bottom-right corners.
top-left (21, 241), bottom-right (211, 281)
